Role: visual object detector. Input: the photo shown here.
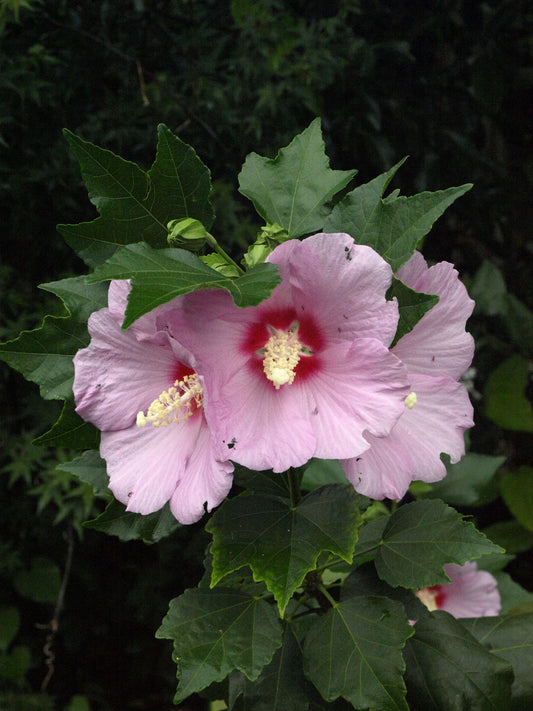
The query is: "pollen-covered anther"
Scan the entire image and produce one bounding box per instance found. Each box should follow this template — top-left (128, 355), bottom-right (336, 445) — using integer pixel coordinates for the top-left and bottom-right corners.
top-left (404, 391), bottom-right (418, 409)
top-left (263, 330), bottom-right (302, 389)
top-left (136, 374), bottom-right (203, 427)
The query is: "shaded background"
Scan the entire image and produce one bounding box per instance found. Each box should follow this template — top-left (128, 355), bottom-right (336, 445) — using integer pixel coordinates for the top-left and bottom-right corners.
top-left (1, 1), bottom-right (532, 709)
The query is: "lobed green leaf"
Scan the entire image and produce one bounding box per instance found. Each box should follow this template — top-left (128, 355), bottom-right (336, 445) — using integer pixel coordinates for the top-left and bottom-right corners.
top-left (84, 500), bottom-right (180, 544)
top-left (207, 485), bottom-right (361, 615)
top-left (303, 595), bottom-right (412, 710)
top-left (387, 277), bottom-right (439, 346)
top-left (34, 400), bottom-right (99, 449)
top-left (373, 500), bottom-right (503, 589)
top-left (324, 161), bottom-right (472, 272)
top-left (462, 613), bottom-right (533, 709)
top-left (58, 124), bottom-right (214, 267)
top-left (238, 117), bottom-right (356, 238)
top-left (156, 588), bottom-right (282, 702)
top-left (0, 313), bottom-right (89, 400)
top-left (404, 611), bottom-right (513, 711)
top-left (87, 242), bottom-right (281, 327)
top-left (228, 624), bottom-right (313, 711)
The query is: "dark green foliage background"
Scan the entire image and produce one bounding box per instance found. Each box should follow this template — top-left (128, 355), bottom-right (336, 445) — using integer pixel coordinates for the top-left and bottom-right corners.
top-left (1, 0), bottom-right (532, 709)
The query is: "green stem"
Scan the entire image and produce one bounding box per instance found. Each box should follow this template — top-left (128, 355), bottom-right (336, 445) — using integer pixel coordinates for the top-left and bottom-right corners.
top-left (317, 583), bottom-right (337, 609)
top-left (205, 232), bottom-right (245, 275)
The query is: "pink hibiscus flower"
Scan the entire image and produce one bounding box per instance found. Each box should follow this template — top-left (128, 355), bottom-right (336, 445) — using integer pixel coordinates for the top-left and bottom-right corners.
top-left (341, 251), bottom-right (475, 500)
top-left (73, 281), bottom-right (234, 524)
top-left (162, 233), bottom-right (410, 473)
top-left (415, 562), bottom-right (501, 618)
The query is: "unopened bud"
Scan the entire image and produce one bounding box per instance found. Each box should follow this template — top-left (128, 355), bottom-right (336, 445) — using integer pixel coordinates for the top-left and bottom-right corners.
top-left (167, 218), bottom-right (208, 253)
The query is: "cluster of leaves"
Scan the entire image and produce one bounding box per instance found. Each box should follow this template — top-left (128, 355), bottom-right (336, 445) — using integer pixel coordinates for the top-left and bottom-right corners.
top-left (2, 118), bottom-right (533, 711)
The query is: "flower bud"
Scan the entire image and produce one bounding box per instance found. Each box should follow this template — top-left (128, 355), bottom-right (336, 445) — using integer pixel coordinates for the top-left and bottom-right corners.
top-left (167, 218), bottom-right (208, 253)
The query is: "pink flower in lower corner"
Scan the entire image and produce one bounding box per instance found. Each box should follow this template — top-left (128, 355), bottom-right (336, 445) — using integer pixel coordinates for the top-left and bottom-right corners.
top-left (341, 251), bottom-right (475, 500)
top-left (415, 562), bottom-right (501, 618)
top-left (73, 281), bottom-right (233, 525)
top-left (163, 233), bottom-right (411, 473)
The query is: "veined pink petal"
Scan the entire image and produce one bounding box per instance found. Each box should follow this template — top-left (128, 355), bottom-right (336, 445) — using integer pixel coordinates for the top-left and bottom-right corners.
top-left (416, 562), bottom-right (501, 618)
top-left (203, 362), bottom-right (317, 472)
top-left (291, 339), bottom-right (409, 460)
top-left (101, 412), bottom-right (233, 523)
top-left (269, 233), bottom-right (399, 346)
top-left (394, 253), bottom-right (475, 378)
top-left (169, 415), bottom-right (236, 524)
top-left (438, 562), bottom-right (501, 617)
top-left (341, 373), bottom-right (474, 500)
top-left (73, 308), bottom-right (179, 431)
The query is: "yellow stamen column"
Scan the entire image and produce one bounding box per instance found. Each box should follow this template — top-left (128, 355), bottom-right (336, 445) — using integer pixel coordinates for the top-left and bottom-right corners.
top-left (136, 374), bottom-right (203, 427)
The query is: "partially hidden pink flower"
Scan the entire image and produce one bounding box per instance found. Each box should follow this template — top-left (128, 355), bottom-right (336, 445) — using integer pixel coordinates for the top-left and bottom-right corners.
top-left (73, 280), bottom-right (234, 524)
top-left (415, 562), bottom-right (501, 618)
top-left (341, 251), bottom-right (475, 500)
top-left (162, 233), bottom-right (410, 473)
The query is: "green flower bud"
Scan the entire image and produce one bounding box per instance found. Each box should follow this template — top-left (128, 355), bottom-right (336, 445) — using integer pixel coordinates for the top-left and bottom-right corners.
top-left (167, 218), bottom-right (208, 253)
top-left (242, 222), bottom-right (290, 269)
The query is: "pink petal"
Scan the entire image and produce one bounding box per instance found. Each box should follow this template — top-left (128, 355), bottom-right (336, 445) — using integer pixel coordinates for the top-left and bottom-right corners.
top-left (101, 412), bottom-right (233, 523)
top-left (73, 308), bottom-right (180, 431)
top-left (269, 234), bottom-right (399, 346)
top-left (439, 562), bottom-right (501, 618)
top-left (204, 363), bottom-right (317, 472)
top-left (341, 373), bottom-right (474, 500)
top-left (169, 416), bottom-right (234, 524)
top-left (394, 254), bottom-right (475, 378)
top-left (291, 339), bottom-right (409, 459)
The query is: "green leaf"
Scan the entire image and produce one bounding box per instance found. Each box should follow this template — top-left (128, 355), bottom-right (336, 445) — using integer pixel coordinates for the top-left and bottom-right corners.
top-left (341, 563), bottom-right (429, 622)
top-left (207, 485), bottom-right (361, 615)
top-left (84, 499), bottom-right (180, 543)
top-left (238, 118), bottom-right (356, 238)
top-left (404, 611), bottom-right (513, 711)
top-left (232, 466), bottom-right (297, 498)
top-left (485, 355), bottom-right (533, 432)
top-left (352, 515), bottom-right (390, 562)
top-left (58, 124), bottom-right (214, 267)
top-left (39, 276), bottom-right (108, 321)
top-left (301, 458), bottom-right (350, 490)
top-left (156, 588), bottom-right (282, 703)
top-left (0, 607), bottom-right (19, 653)
top-left (87, 242), bottom-right (281, 328)
top-left (56, 449), bottom-right (109, 494)
top-left (462, 613), bottom-right (533, 710)
top-left (34, 400), bottom-right (99, 449)
top-left (493, 571), bottom-right (533, 614)
top-left (470, 260), bottom-right (507, 316)
top-left (303, 595), bottom-right (412, 710)
top-left (500, 466), bottom-right (533, 531)
top-left (388, 277), bottom-right (439, 346)
top-left (324, 162), bottom-right (472, 271)
top-left (483, 520), bottom-right (533, 554)
top-left (424, 453), bottom-right (505, 507)
top-left (374, 500), bottom-right (502, 589)
top-left (13, 557), bottom-right (61, 604)
top-left (228, 624), bottom-right (313, 711)
top-left (0, 312), bottom-right (89, 400)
